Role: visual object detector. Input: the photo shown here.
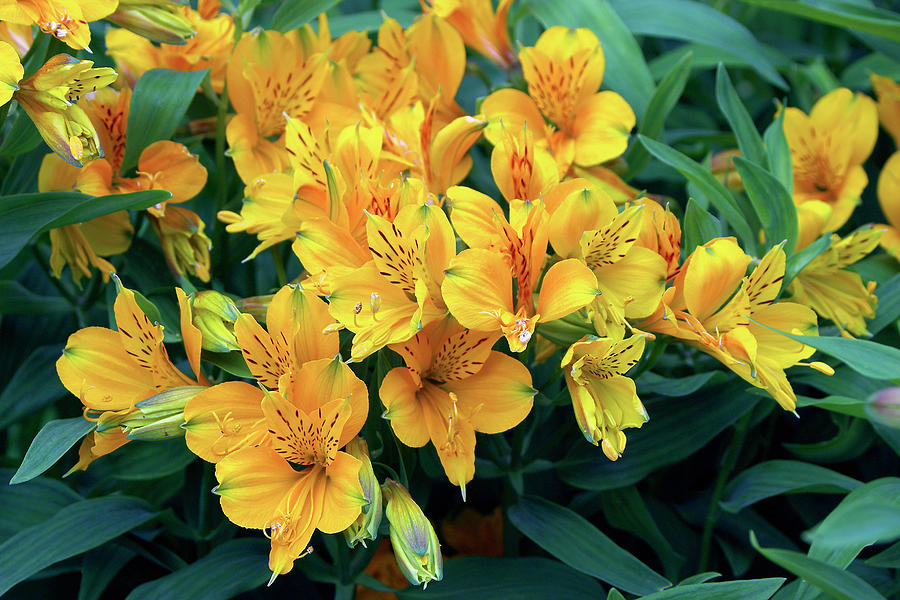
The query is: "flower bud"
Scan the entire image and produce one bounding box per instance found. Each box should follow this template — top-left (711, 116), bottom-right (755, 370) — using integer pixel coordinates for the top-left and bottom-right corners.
top-left (867, 387), bottom-right (900, 429)
top-left (119, 385), bottom-right (206, 440)
top-left (235, 294), bottom-right (273, 323)
top-left (150, 206), bottom-right (212, 282)
top-left (343, 437), bottom-right (383, 548)
top-left (192, 290), bottom-right (241, 352)
top-left (381, 479), bottom-right (442, 588)
top-left (106, 1), bottom-right (196, 45)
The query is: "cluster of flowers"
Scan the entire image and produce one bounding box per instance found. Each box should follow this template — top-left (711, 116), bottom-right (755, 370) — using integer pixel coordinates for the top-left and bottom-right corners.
top-left (4, 0), bottom-right (900, 589)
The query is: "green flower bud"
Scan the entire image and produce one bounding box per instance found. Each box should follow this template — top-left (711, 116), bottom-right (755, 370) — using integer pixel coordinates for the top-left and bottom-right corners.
top-left (106, 1), bottom-right (195, 45)
top-left (343, 437), bottom-right (383, 548)
top-left (382, 479), bottom-right (442, 588)
top-left (118, 386), bottom-right (205, 440)
top-left (191, 290), bottom-right (241, 353)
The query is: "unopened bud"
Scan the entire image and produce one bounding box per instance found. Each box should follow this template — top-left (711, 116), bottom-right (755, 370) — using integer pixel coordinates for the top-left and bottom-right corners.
top-left (867, 387), bottom-right (900, 429)
top-left (343, 437), bottom-right (383, 548)
top-left (234, 294), bottom-right (273, 323)
top-left (381, 479), bottom-right (442, 588)
top-left (192, 290), bottom-right (241, 352)
top-left (120, 385), bottom-right (205, 439)
top-left (106, 1), bottom-right (195, 45)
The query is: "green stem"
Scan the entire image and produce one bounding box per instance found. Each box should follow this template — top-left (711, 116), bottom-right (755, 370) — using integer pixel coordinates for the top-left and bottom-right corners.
top-left (334, 583), bottom-right (356, 600)
top-left (214, 82), bottom-right (229, 210)
top-left (271, 243), bottom-right (287, 287)
top-left (698, 410), bottom-right (753, 572)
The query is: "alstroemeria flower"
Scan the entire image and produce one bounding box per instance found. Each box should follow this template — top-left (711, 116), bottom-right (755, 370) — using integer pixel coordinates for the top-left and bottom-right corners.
top-left (426, 0), bottom-right (516, 69)
top-left (0, 0), bottom-right (117, 50)
top-left (0, 40), bottom-right (22, 106)
top-left (641, 239), bottom-right (821, 411)
top-left (190, 358), bottom-right (368, 581)
top-left (786, 227), bottom-right (882, 337)
top-left (784, 87), bottom-right (877, 233)
top-left (562, 334), bottom-right (649, 459)
top-left (380, 316), bottom-right (535, 496)
top-left (56, 283), bottom-right (207, 471)
top-left (13, 53), bottom-right (117, 166)
top-left (481, 26), bottom-right (635, 174)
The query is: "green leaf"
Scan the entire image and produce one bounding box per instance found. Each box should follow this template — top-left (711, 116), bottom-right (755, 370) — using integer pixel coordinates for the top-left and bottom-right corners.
top-left (526, 0), bottom-right (655, 118)
top-left (637, 371), bottom-right (727, 398)
top-left (0, 345), bottom-right (67, 429)
top-left (270, 0), bottom-right (341, 33)
top-left (0, 496), bottom-right (157, 596)
top-left (638, 135), bottom-right (755, 248)
top-left (0, 280), bottom-right (70, 315)
top-left (559, 384), bottom-right (759, 490)
top-left (122, 68), bottom-right (209, 171)
top-left (720, 460), bottom-right (862, 513)
top-left (326, 9), bottom-right (418, 36)
top-left (715, 65), bottom-right (767, 167)
top-left (867, 540), bottom-right (900, 568)
top-left (0, 189), bottom-right (172, 270)
top-left (0, 471), bottom-right (82, 540)
top-left (508, 495), bottom-right (671, 595)
top-left (639, 578), bottom-right (785, 600)
top-left (750, 531), bottom-right (886, 600)
top-left (763, 109), bottom-right (793, 195)
top-left (738, 0), bottom-right (900, 42)
top-left (784, 417), bottom-right (872, 463)
top-left (201, 349), bottom-right (252, 378)
top-left (608, 590), bottom-right (627, 600)
top-left (783, 235), bottom-right (831, 287)
top-left (752, 322), bottom-right (900, 382)
top-left (625, 51), bottom-right (694, 178)
top-left (9, 417), bottom-right (95, 484)
top-left (805, 478), bottom-right (900, 548)
top-left (80, 543), bottom-right (136, 600)
top-left (396, 556), bottom-right (606, 599)
top-left (98, 439), bottom-right (196, 480)
top-left (683, 199), bottom-right (723, 254)
top-left (125, 539), bottom-right (270, 600)
top-left (731, 156), bottom-right (798, 254)
top-left (608, 0), bottom-right (787, 89)
top-left (0, 108), bottom-right (41, 157)
top-left (868, 273), bottom-right (900, 335)
top-left (795, 395), bottom-right (868, 419)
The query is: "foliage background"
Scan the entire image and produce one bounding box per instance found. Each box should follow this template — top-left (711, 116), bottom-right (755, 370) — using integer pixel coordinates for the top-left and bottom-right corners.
top-left (2, 0), bottom-right (900, 599)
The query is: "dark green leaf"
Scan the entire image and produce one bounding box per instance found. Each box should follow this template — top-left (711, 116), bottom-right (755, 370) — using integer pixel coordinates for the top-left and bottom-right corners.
top-left (783, 417), bottom-right (872, 463)
top-left (720, 460), bottom-right (861, 513)
top-left (509, 495), bottom-right (670, 595)
top-left (559, 385), bottom-right (759, 490)
top-left (715, 65), bottom-right (767, 166)
top-left (0, 280), bottom-right (70, 315)
top-left (0, 345), bottom-right (67, 429)
top-left (638, 371), bottom-right (727, 397)
top-left (608, 590), bottom-right (627, 600)
top-left (738, 0), bottom-right (900, 42)
top-left (80, 543), bottom-right (136, 600)
top-left (98, 439), bottom-right (196, 480)
top-left (125, 539), bottom-right (270, 600)
top-left (396, 557), bottom-right (606, 599)
top-left (0, 189), bottom-right (171, 270)
top-left (732, 156), bottom-right (798, 254)
top-left (751, 322), bottom-right (900, 382)
top-left (638, 135), bottom-right (755, 248)
top-left (868, 273), bottom-right (900, 335)
top-left (122, 68), bottom-right (209, 171)
top-left (795, 395), bottom-right (868, 419)
top-left (327, 10), bottom-right (418, 36)
top-left (0, 108), bottom-right (41, 157)
top-left (9, 417), bottom-right (95, 484)
top-left (750, 532), bottom-right (886, 600)
top-left (609, 0), bottom-right (786, 88)
top-left (0, 496), bottom-right (157, 596)
top-left (763, 109), bottom-right (793, 195)
top-left (867, 540), bottom-right (900, 568)
top-left (0, 471), bottom-right (82, 540)
top-left (683, 198), bottom-right (722, 252)
top-left (805, 478), bottom-right (900, 548)
top-left (639, 578), bottom-right (784, 600)
top-left (527, 0), bottom-right (655, 118)
top-left (784, 235), bottom-right (831, 287)
top-left (271, 0), bottom-right (341, 33)
top-left (201, 349), bottom-right (252, 378)
top-left (625, 51), bottom-right (694, 178)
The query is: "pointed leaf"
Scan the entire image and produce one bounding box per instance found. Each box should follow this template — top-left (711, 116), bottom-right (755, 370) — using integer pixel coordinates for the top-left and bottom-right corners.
top-left (9, 417), bottom-right (96, 485)
top-left (715, 64), bottom-right (766, 166)
top-left (732, 156), bottom-right (798, 254)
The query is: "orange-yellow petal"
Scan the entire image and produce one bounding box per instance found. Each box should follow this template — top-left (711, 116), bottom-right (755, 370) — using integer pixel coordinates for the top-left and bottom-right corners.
top-left (214, 445), bottom-right (303, 528)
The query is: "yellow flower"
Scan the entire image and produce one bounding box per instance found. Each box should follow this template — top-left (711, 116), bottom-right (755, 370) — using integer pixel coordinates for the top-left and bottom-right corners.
top-left (0, 40), bottom-right (22, 106)
top-left (562, 334), bottom-right (649, 459)
top-left (871, 73), bottom-right (900, 147)
top-left (783, 88), bottom-right (877, 233)
top-left (642, 239), bottom-right (819, 411)
top-left (13, 53), bottom-right (117, 166)
top-left (56, 284), bottom-right (207, 470)
top-left (149, 206), bottom-right (213, 282)
top-left (0, 0), bottom-right (117, 50)
top-left (786, 228), bottom-right (882, 337)
top-left (207, 359), bottom-right (367, 582)
top-left (0, 22), bottom-right (34, 57)
top-left (877, 151), bottom-right (900, 261)
top-left (482, 26), bottom-right (635, 173)
top-left (426, 0), bottom-right (516, 68)
top-left (380, 317), bottom-right (534, 496)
